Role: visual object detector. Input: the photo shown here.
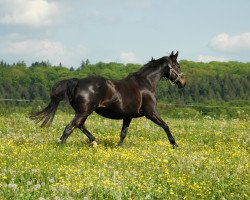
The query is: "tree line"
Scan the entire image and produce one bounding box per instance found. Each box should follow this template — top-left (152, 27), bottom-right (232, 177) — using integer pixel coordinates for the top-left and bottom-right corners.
top-left (0, 59), bottom-right (249, 105)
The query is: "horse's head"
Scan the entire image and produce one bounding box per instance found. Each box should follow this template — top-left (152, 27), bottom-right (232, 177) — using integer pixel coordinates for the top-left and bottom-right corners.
top-left (164, 51), bottom-right (187, 88)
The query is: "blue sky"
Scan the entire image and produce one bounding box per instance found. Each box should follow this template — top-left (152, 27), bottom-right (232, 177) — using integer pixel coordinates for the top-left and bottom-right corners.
top-left (0, 0), bottom-right (249, 67)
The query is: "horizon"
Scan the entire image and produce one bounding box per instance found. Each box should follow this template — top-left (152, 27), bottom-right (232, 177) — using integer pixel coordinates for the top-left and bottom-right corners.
top-left (1, 57), bottom-right (250, 69)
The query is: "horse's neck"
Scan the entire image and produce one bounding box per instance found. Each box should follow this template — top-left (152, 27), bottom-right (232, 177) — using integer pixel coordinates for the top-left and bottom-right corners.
top-left (139, 66), bottom-right (164, 92)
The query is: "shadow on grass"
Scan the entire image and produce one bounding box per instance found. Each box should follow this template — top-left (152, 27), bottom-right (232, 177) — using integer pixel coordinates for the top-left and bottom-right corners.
top-left (97, 138), bottom-right (118, 148)
top-left (50, 138), bottom-right (120, 149)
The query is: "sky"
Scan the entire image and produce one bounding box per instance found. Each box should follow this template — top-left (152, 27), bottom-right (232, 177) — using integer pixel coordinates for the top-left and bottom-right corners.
top-left (0, 0), bottom-right (250, 68)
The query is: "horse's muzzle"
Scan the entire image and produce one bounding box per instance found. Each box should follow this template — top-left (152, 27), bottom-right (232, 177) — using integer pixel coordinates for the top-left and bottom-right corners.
top-left (177, 76), bottom-right (187, 88)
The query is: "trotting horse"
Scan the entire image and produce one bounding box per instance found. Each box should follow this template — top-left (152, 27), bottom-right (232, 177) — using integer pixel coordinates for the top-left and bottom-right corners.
top-left (31, 51), bottom-right (186, 148)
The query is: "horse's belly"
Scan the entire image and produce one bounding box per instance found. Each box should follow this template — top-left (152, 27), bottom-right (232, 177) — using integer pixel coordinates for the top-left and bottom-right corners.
top-left (95, 107), bottom-right (124, 119)
top-left (95, 107), bottom-right (141, 119)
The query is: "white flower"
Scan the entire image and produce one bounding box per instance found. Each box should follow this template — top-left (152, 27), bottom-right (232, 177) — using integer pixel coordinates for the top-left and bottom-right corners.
top-left (27, 181), bottom-right (33, 186)
top-left (34, 184), bottom-right (41, 190)
top-left (49, 178), bottom-right (55, 183)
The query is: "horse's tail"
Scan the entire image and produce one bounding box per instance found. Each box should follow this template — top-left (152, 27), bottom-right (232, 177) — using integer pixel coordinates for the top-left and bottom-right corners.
top-left (30, 78), bottom-right (79, 127)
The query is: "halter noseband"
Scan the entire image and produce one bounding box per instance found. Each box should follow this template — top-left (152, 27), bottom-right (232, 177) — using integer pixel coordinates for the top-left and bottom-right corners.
top-left (166, 63), bottom-right (183, 85)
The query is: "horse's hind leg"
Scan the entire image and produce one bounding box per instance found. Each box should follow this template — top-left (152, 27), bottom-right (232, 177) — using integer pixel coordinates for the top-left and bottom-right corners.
top-left (60, 113), bottom-right (86, 143)
top-left (78, 124), bottom-right (96, 143)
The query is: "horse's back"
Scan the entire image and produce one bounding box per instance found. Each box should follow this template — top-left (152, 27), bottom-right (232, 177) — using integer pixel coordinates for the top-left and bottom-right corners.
top-left (76, 75), bottom-right (108, 94)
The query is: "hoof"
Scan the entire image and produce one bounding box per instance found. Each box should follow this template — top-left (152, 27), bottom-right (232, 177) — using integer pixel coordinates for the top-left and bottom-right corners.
top-left (58, 137), bottom-right (65, 144)
top-left (118, 142), bottom-right (122, 147)
top-left (172, 143), bottom-right (178, 149)
top-left (92, 141), bottom-right (98, 148)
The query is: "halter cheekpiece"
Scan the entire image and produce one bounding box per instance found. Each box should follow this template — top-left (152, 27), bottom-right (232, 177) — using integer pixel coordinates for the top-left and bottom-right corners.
top-left (166, 63), bottom-right (183, 85)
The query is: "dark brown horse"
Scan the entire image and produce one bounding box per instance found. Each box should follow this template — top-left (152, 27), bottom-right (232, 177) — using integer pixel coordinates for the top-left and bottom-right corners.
top-left (31, 51), bottom-right (186, 148)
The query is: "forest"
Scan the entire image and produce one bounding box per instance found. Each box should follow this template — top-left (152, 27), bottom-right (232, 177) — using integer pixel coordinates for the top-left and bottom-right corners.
top-left (0, 59), bottom-right (249, 101)
top-left (0, 59), bottom-right (249, 117)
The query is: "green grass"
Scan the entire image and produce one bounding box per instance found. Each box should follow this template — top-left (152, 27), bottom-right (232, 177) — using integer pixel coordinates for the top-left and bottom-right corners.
top-left (0, 110), bottom-right (249, 199)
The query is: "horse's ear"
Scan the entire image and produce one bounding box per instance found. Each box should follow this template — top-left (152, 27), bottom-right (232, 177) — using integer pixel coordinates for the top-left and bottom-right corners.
top-left (170, 51), bottom-right (178, 60)
top-left (151, 56), bottom-right (155, 61)
top-left (170, 51), bottom-right (175, 60)
top-left (175, 51), bottom-right (179, 59)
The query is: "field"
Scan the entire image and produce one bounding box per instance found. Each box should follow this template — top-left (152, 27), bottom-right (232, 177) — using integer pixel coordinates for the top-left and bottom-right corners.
top-left (0, 110), bottom-right (249, 199)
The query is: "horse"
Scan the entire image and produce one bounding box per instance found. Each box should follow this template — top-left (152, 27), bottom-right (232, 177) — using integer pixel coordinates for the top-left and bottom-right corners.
top-left (30, 51), bottom-right (187, 148)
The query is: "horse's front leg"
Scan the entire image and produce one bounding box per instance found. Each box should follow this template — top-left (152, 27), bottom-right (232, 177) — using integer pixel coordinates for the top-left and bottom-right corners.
top-left (146, 113), bottom-right (178, 148)
top-left (118, 118), bottom-right (132, 147)
top-left (78, 124), bottom-right (97, 147)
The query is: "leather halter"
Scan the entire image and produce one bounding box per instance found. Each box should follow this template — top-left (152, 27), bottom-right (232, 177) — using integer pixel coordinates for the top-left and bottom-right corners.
top-left (166, 63), bottom-right (183, 85)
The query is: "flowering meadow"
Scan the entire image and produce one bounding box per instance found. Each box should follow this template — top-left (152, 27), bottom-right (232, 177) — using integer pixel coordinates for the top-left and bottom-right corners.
top-left (0, 110), bottom-right (249, 199)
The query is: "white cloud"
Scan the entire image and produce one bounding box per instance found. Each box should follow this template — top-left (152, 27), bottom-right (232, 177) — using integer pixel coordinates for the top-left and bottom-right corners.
top-left (198, 55), bottom-right (226, 63)
top-left (4, 39), bottom-right (64, 55)
top-left (210, 32), bottom-right (250, 52)
top-left (3, 39), bottom-right (65, 65)
top-left (1, 38), bottom-right (91, 67)
top-left (0, 0), bottom-right (61, 28)
top-left (120, 51), bottom-right (139, 64)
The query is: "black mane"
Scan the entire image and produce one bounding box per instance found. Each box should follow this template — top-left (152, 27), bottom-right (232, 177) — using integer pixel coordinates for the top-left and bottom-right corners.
top-left (129, 56), bottom-right (169, 77)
